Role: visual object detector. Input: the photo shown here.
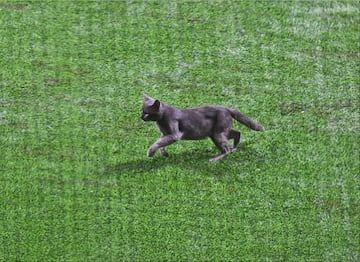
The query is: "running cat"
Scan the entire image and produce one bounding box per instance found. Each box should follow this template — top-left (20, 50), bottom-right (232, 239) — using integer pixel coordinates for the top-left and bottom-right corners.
top-left (140, 95), bottom-right (264, 161)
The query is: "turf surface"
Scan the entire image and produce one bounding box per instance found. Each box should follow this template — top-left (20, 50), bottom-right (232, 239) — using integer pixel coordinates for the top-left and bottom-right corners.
top-left (0, 1), bottom-right (359, 261)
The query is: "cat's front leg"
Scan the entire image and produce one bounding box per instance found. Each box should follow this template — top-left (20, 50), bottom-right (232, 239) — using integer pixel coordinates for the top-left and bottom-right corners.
top-left (147, 144), bottom-right (159, 157)
top-left (147, 145), bottom-right (169, 157)
top-left (147, 134), bottom-right (180, 157)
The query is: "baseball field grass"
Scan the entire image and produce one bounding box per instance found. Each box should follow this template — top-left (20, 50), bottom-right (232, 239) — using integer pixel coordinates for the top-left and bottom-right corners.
top-left (0, 0), bottom-right (359, 261)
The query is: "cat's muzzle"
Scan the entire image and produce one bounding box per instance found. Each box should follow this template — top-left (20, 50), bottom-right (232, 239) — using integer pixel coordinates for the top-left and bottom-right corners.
top-left (141, 113), bottom-right (152, 121)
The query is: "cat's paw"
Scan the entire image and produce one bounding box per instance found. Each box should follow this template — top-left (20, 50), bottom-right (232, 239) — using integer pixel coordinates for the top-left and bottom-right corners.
top-left (230, 147), bottom-right (238, 152)
top-left (147, 148), bottom-right (156, 157)
top-left (209, 152), bottom-right (229, 162)
top-left (160, 148), bottom-right (169, 157)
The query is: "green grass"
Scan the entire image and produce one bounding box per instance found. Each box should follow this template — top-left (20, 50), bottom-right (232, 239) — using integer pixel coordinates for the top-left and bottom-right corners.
top-left (1, 0), bottom-right (359, 261)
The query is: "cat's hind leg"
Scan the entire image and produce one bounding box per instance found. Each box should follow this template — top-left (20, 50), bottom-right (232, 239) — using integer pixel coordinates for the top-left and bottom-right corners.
top-left (209, 134), bottom-right (231, 162)
top-left (228, 129), bottom-right (240, 152)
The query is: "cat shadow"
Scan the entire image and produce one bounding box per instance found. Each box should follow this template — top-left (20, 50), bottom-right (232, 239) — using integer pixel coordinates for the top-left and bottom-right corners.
top-left (102, 142), bottom-right (262, 176)
top-left (102, 150), bottom-right (207, 176)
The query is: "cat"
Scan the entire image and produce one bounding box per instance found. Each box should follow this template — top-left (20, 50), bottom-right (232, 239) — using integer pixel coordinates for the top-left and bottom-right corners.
top-left (140, 95), bottom-right (264, 161)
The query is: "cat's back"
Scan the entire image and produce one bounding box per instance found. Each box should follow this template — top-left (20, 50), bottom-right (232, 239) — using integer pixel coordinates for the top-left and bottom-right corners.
top-left (182, 105), bottom-right (228, 118)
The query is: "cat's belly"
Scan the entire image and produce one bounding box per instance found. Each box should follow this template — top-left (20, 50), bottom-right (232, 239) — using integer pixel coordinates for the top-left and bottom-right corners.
top-left (181, 130), bottom-right (210, 140)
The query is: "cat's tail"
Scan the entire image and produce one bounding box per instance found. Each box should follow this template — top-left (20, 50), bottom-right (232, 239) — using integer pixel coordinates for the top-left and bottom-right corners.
top-left (229, 109), bottom-right (265, 131)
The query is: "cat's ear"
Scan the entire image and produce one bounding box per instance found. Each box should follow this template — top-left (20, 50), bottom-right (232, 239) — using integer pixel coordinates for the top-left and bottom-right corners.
top-left (144, 94), bottom-right (154, 102)
top-left (153, 100), bottom-right (160, 110)
top-left (144, 94), bottom-right (160, 109)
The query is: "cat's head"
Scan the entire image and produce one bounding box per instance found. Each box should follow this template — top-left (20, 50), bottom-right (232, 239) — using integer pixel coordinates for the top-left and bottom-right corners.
top-left (140, 95), bottom-right (161, 121)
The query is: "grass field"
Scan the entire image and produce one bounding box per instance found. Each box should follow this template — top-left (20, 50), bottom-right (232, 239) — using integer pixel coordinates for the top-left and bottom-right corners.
top-left (0, 0), bottom-right (359, 261)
